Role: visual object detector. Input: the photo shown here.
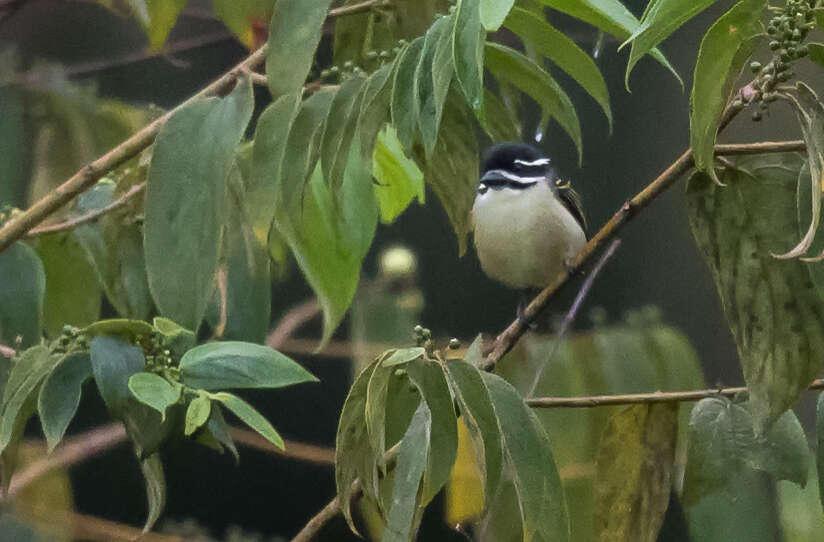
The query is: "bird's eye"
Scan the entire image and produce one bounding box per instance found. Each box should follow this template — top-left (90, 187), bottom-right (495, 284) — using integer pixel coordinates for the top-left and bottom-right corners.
top-left (512, 162), bottom-right (522, 171)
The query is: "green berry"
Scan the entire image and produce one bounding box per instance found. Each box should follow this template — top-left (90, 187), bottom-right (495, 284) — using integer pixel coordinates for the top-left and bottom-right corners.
top-left (343, 60), bottom-right (354, 69)
top-left (752, 110), bottom-right (762, 122)
top-left (366, 50), bottom-right (378, 60)
top-left (797, 45), bottom-right (809, 57)
top-left (769, 40), bottom-right (781, 50)
top-left (750, 61), bottom-right (762, 73)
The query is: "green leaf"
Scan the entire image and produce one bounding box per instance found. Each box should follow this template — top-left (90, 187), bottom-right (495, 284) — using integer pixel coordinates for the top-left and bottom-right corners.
top-left (152, 317), bottom-right (195, 360)
top-left (144, 76), bottom-right (254, 331)
top-left (0, 346), bottom-right (58, 453)
top-left (213, 0), bottom-right (272, 49)
top-left (140, 0), bottom-right (187, 50)
top-left (817, 392), bottom-right (824, 512)
top-left (83, 318), bottom-right (155, 342)
top-left (357, 63), bottom-right (395, 165)
top-left (381, 347), bottom-right (426, 367)
top-left (179, 341), bottom-right (316, 391)
top-left (481, 89), bottom-right (521, 143)
top-left (212, 391), bottom-right (283, 449)
top-left (37, 352), bottom-right (92, 451)
top-left (139, 452), bottom-right (166, 533)
top-left (686, 153), bottom-right (824, 428)
top-left (539, 0), bottom-right (682, 85)
top-left (683, 397), bottom-right (809, 505)
top-left (274, 147), bottom-right (377, 345)
top-left (406, 360), bottom-right (458, 505)
top-left (336, 361), bottom-right (381, 534)
top-left (445, 359), bottom-right (503, 506)
top-left (504, 7), bottom-right (612, 129)
top-left (416, 15), bottom-right (453, 156)
top-left (482, 372), bottom-right (569, 542)
top-left (203, 402), bottom-right (238, 460)
top-left (249, 94), bottom-right (302, 244)
top-left (266, 0), bottom-right (334, 97)
top-left (128, 373), bottom-right (182, 421)
top-left (594, 403), bottom-right (678, 542)
top-left (689, 0), bottom-right (766, 184)
top-left (372, 126), bottom-right (425, 224)
top-left (480, 0), bottom-right (514, 30)
top-left (624, 0), bottom-right (717, 89)
top-left (321, 75), bottom-right (367, 192)
top-left (365, 363), bottom-right (393, 469)
top-left (0, 242), bottom-right (45, 348)
top-left (89, 336), bottom-right (146, 416)
top-left (381, 402), bottom-right (430, 542)
top-left (35, 234), bottom-right (101, 337)
top-left (452, 0), bottom-right (485, 114)
top-left (0, 86), bottom-right (30, 208)
top-left (391, 38), bottom-right (425, 150)
top-left (485, 42), bottom-right (582, 163)
top-left (185, 394), bottom-right (211, 436)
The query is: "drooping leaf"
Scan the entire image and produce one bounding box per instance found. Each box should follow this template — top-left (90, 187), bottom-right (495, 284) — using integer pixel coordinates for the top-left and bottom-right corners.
top-left (381, 347), bottom-right (426, 368)
top-left (381, 402), bottom-right (430, 542)
top-left (321, 75), bottom-right (367, 192)
top-left (358, 63), bottom-right (395, 165)
top-left (594, 403), bottom-right (678, 542)
top-left (689, 0), bottom-right (766, 184)
top-left (452, 0), bottom-right (485, 114)
top-left (504, 7), bottom-right (612, 129)
top-left (480, 0), bottom-right (514, 30)
top-left (686, 153), bottom-right (824, 428)
top-left (212, 391), bottom-right (284, 449)
top-left (144, 77), bottom-right (254, 331)
top-left (213, 0), bottom-right (272, 49)
top-left (482, 371), bottom-right (569, 542)
top-left (366, 363), bottom-right (394, 469)
top-left (266, 0), bottom-right (335, 97)
top-left (445, 359), bottom-right (503, 506)
top-left (431, 13), bottom-right (455, 147)
top-left (406, 360), bottom-right (458, 504)
top-left (127, 373), bottom-right (182, 421)
top-left (89, 336), bottom-right (146, 416)
top-left (539, 0), bottom-right (682, 85)
top-left (416, 15), bottom-right (452, 155)
top-left (139, 452), bottom-right (166, 533)
top-left (34, 234), bottom-right (100, 337)
top-left (0, 242), bottom-right (45, 348)
top-left (391, 38), bottom-right (425, 150)
top-left (203, 402), bottom-right (238, 460)
top-left (683, 397), bottom-right (809, 505)
top-left (624, 0), bottom-right (717, 89)
top-left (372, 126), bottom-right (425, 224)
top-left (37, 352), bottom-right (92, 451)
top-left (485, 43), bottom-right (582, 163)
top-left (179, 341), bottom-right (316, 391)
top-left (817, 392), bottom-right (824, 512)
top-left (185, 394), bottom-right (212, 436)
top-left (0, 346), bottom-right (57, 453)
top-left (139, 0), bottom-right (188, 50)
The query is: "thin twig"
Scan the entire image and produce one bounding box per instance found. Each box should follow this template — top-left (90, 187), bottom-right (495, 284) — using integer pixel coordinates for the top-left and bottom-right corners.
top-left (714, 139), bottom-right (805, 155)
top-left (26, 183), bottom-right (145, 238)
top-left (230, 428), bottom-right (335, 466)
top-left (527, 378), bottom-right (824, 408)
top-left (525, 239), bottom-right (621, 398)
top-left (267, 299), bottom-right (321, 349)
top-left (291, 494), bottom-right (344, 542)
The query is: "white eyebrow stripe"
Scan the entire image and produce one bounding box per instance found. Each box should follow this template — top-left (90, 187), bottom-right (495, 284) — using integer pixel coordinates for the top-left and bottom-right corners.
top-left (514, 158), bottom-right (551, 167)
top-left (487, 169), bottom-right (545, 183)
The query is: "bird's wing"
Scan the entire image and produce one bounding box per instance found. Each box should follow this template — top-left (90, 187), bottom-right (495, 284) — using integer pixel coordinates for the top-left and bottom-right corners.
top-left (554, 178), bottom-right (587, 234)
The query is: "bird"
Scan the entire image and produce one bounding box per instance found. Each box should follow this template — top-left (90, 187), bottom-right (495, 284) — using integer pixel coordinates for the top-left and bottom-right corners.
top-left (471, 142), bottom-right (587, 294)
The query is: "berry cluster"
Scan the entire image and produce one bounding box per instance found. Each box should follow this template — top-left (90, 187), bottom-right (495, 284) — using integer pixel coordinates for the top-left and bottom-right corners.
top-left (318, 39), bottom-right (407, 83)
top-left (142, 332), bottom-right (181, 380)
top-left (54, 325), bottom-right (88, 354)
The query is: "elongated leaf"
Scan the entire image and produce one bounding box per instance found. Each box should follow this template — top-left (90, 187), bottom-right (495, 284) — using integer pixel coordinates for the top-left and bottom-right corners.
top-left (482, 372), bottom-right (569, 542)
top-left (817, 393), bottom-right (824, 512)
top-left (372, 126), bottom-right (425, 224)
top-left (140, 0), bottom-right (187, 50)
top-left (480, 0), bottom-right (514, 31)
top-left (139, 452), bottom-right (166, 533)
top-left (594, 403), bottom-right (678, 542)
top-left (684, 397), bottom-right (809, 504)
top-left (212, 392), bottom-right (283, 449)
top-left (687, 153), bottom-right (824, 429)
top-left (128, 373), bottom-right (182, 420)
top-left (0, 242), bottom-right (45, 348)
top-left (382, 402), bottom-right (430, 542)
top-left (485, 43), bottom-right (582, 162)
top-left (0, 346), bottom-right (57, 453)
top-left (391, 39), bottom-right (425, 150)
top-left (89, 336), bottom-right (146, 416)
top-left (539, 0), bottom-right (682, 85)
top-left (453, 0), bottom-right (485, 114)
top-left (416, 16), bottom-right (452, 155)
top-left (625, 0), bottom-right (717, 88)
top-left (204, 402), bottom-right (238, 460)
top-left (445, 359), bottom-right (502, 505)
top-left (213, 0), bottom-right (272, 49)
top-left (406, 360), bottom-right (458, 504)
top-left (185, 395), bottom-right (211, 436)
top-left (432, 14), bottom-right (455, 146)
top-left (382, 347), bottom-right (426, 368)
top-left (37, 353), bottom-right (92, 451)
top-left (266, 0), bottom-right (334, 97)
top-left (144, 77), bottom-right (254, 331)
top-left (358, 63), bottom-right (395, 165)
top-left (504, 7), bottom-right (611, 129)
top-left (689, 0), bottom-right (766, 184)
top-left (249, 94), bottom-right (302, 244)
top-left (179, 341), bottom-right (316, 391)
top-left (321, 75), bottom-right (367, 192)
top-left (83, 319), bottom-right (155, 342)
top-left (366, 364), bottom-right (393, 469)
top-left (35, 233), bottom-right (100, 336)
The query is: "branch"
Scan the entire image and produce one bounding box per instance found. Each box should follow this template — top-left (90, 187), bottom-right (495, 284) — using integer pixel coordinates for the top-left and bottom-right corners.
top-left (527, 378), bottom-right (824, 408)
top-left (267, 298), bottom-right (321, 349)
top-left (229, 428), bottom-right (335, 466)
top-left (714, 139), bottom-right (805, 156)
top-left (26, 183), bottom-right (145, 238)
top-left (16, 505), bottom-right (185, 542)
top-left (0, 0), bottom-right (389, 254)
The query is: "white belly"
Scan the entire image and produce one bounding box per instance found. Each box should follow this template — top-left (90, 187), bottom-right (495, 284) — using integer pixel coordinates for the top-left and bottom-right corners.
top-left (471, 183), bottom-right (586, 289)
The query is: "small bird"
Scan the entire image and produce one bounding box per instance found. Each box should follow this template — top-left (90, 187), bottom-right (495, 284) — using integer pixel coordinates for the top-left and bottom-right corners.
top-left (471, 142), bottom-right (587, 291)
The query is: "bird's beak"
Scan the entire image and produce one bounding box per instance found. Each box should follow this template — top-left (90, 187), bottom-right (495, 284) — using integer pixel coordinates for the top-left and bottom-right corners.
top-left (481, 170), bottom-right (509, 184)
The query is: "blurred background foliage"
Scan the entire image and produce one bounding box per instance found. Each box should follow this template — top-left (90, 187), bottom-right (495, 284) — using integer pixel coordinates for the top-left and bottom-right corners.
top-left (2, 0), bottom-right (824, 540)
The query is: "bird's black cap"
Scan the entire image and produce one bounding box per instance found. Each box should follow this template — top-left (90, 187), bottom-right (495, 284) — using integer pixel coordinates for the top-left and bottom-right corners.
top-left (481, 142), bottom-right (546, 174)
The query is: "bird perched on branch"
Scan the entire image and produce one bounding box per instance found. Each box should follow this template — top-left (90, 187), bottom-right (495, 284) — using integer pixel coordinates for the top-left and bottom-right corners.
top-left (471, 143), bottom-right (587, 296)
